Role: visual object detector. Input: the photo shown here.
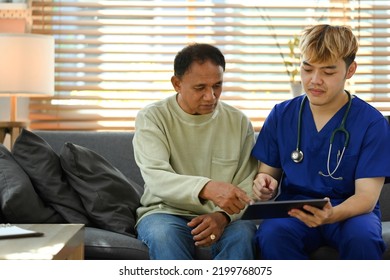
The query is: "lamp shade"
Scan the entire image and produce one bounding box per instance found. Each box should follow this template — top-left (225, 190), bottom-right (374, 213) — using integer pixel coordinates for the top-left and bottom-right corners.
top-left (0, 33), bottom-right (54, 96)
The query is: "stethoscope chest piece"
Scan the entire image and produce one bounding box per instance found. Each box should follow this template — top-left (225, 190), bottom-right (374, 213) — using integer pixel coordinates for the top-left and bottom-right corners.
top-left (291, 149), bottom-right (304, 163)
top-left (290, 91), bottom-right (352, 180)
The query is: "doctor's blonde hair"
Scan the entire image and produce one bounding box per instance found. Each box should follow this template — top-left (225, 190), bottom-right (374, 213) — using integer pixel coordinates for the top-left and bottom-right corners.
top-left (299, 24), bottom-right (358, 68)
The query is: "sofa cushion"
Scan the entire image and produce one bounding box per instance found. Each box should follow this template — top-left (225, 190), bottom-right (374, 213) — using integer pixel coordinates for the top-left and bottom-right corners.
top-left (84, 227), bottom-right (149, 260)
top-left (34, 131), bottom-right (145, 194)
top-left (0, 144), bottom-right (64, 223)
top-left (382, 222), bottom-right (390, 260)
top-left (60, 142), bottom-right (140, 237)
top-left (12, 129), bottom-right (91, 225)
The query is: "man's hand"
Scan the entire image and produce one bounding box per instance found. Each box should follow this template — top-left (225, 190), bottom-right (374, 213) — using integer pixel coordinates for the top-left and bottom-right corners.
top-left (199, 181), bottom-right (252, 215)
top-left (187, 212), bottom-right (229, 247)
top-left (252, 173), bottom-right (279, 201)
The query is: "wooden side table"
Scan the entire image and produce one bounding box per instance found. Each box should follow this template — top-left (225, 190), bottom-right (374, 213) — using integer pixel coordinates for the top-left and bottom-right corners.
top-left (0, 224), bottom-right (85, 260)
top-left (0, 121), bottom-right (28, 149)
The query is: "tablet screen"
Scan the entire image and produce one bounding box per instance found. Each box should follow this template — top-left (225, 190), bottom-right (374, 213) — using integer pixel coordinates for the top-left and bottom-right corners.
top-left (241, 198), bottom-right (328, 219)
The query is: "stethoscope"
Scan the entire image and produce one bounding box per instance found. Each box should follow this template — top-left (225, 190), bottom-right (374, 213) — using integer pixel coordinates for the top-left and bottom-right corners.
top-left (291, 90), bottom-right (352, 180)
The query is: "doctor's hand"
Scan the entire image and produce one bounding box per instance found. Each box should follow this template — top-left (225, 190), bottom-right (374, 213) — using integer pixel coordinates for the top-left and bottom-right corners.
top-left (199, 181), bottom-right (253, 215)
top-left (288, 198), bottom-right (333, 227)
top-left (252, 173), bottom-right (279, 201)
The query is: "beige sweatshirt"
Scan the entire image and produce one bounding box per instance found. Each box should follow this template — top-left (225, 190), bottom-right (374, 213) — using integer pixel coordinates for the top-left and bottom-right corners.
top-left (133, 94), bottom-right (258, 224)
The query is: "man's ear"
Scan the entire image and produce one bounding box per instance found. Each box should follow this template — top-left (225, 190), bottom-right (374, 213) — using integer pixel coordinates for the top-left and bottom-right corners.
top-left (346, 61), bottom-right (357, 79)
top-left (171, 75), bottom-right (181, 92)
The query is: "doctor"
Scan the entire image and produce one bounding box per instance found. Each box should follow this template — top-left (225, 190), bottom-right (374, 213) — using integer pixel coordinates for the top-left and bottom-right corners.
top-left (251, 24), bottom-right (390, 259)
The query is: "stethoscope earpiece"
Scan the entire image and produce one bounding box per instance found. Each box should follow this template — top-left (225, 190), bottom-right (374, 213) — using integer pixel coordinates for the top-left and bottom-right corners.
top-left (291, 149), bottom-right (304, 163)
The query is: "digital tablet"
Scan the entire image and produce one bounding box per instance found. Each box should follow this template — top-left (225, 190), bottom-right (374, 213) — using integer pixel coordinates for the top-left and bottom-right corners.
top-left (241, 198), bottom-right (328, 220)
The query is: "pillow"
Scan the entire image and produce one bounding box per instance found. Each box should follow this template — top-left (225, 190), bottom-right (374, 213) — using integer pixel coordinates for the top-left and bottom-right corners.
top-left (12, 129), bottom-right (91, 225)
top-left (0, 204), bottom-right (5, 223)
top-left (60, 142), bottom-right (140, 237)
top-left (0, 144), bottom-right (64, 223)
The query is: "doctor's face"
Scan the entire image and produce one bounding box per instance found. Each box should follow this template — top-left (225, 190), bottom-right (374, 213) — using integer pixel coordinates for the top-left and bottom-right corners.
top-left (171, 60), bottom-right (223, 115)
top-left (300, 57), bottom-right (356, 107)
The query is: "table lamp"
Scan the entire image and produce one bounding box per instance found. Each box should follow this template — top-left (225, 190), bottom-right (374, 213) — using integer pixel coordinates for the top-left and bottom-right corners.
top-left (0, 33), bottom-right (54, 147)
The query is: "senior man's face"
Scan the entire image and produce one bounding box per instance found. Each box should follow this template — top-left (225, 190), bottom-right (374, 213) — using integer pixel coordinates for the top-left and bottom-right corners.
top-left (171, 60), bottom-right (224, 115)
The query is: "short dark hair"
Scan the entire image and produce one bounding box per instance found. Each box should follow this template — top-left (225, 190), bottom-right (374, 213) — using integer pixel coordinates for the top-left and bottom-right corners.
top-left (173, 43), bottom-right (226, 78)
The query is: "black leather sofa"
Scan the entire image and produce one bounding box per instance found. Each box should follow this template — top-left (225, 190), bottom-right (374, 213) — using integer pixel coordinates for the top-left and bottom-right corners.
top-left (29, 130), bottom-right (390, 260)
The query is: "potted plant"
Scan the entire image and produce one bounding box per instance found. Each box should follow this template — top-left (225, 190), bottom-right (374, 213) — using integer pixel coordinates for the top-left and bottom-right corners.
top-left (284, 35), bottom-right (302, 97)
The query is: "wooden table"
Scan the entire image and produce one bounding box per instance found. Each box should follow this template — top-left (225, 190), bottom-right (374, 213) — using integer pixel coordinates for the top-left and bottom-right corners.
top-left (0, 224), bottom-right (84, 260)
top-left (0, 121), bottom-right (29, 148)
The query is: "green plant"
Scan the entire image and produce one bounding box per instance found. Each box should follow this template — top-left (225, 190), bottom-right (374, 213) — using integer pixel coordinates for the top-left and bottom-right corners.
top-left (284, 35), bottom-right (301, 83)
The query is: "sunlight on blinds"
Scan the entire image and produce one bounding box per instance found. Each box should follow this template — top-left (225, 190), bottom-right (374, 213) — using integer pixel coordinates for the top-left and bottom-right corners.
top-left (30, 0), bottom-right (390, 131)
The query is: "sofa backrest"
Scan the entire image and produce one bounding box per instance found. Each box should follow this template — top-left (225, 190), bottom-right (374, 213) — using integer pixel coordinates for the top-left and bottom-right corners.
top-left (34, 130), bottom-right (390, 222)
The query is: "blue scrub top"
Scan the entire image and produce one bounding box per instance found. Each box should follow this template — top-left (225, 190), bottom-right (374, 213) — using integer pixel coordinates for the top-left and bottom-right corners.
top-left (252, 95), bottom-right (390, 209)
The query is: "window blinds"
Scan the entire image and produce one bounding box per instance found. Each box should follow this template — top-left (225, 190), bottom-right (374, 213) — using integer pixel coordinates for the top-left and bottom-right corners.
top-left (30, 0), bottom-right (390, 131)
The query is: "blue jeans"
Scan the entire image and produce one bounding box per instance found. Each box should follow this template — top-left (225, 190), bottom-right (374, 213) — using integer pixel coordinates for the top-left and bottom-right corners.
top-left (136, 213), bottom-right (257, 260)
top-left (256, 212), bottom-right (386, 259)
